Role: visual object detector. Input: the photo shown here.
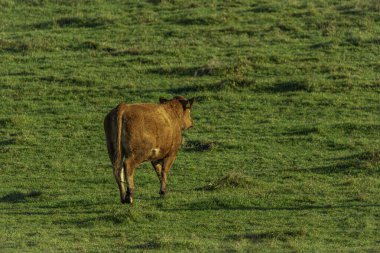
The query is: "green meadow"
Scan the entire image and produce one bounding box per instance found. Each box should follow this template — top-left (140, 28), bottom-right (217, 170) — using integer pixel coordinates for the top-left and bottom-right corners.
top-left (1, 0), bottom-right (379, 251)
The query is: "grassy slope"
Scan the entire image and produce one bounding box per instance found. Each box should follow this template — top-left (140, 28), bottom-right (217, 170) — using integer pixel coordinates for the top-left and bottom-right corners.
top-left (1, 0), bottom-right (379, 252)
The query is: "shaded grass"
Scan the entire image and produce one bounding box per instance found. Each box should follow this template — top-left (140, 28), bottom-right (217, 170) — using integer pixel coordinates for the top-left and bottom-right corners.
top-left (56, 16), bottom-right (114, 28)
top-left (54, 208), bottom-right (142, 227)
top-left (311, 150), bottom-right (380, 175)
top-left (0, 191), bottom-right (42, 203)
top-left (284, 126), bottom-right (319, 136)
top-left (227, 228), bottom-right (307, 243)
top-left (39, 75), bottom-right (95, 87)
top-left (266, 80), bottom-right (316, 92)
top-left (32, 16), bottom-right (115, 29)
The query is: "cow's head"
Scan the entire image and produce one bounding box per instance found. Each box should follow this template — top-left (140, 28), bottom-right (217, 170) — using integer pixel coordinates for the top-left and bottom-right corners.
top-left (160, 96), bottom-right (195, 130)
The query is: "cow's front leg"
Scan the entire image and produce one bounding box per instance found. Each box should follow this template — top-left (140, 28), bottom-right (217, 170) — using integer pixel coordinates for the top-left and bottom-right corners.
top-left (160, 154), bottom-right (177, 197)
top-left (124, 157), bottom-right (137, 205)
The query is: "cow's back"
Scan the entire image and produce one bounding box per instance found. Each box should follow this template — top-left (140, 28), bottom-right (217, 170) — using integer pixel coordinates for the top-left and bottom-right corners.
top-left (120, 103), bottom-right (182, 162)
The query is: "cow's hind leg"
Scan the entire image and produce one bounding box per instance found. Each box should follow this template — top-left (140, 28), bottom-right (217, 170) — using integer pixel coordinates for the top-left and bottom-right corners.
top-left (124, 157), bottom-right (137, 205)
top-left (160, 154), bottom-right (176, 197)
top-left (152, 160), bottom-right (163, 195)
top-left (151, 160), bottom-right (163, 181)
top-left (114, 159), bottom-right (127, 204)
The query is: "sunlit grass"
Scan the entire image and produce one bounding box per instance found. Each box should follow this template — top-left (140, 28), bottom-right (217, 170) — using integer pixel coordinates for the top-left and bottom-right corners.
top-left (1, 0), bottom-right (379, 252)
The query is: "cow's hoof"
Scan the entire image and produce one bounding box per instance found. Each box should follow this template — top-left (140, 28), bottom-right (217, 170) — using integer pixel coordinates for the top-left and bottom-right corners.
top-left (121, 195), bottom-right (133, 204)
top-left (159, 190), bottom-right (166, 198)
top-left (125, 196), bottom-right (133, 205)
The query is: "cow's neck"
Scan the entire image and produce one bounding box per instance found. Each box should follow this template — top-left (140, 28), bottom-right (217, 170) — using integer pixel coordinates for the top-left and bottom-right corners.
top-left (164, 101), bottom-right (183, 122)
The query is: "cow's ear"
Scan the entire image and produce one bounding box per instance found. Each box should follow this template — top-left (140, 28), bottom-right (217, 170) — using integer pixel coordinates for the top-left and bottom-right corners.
top-left (178, 99), bottom-right (188, 111)
top-left (159, 97), bottom-right (168, 104)
top-left (188, 97), bottom-right (195, 108)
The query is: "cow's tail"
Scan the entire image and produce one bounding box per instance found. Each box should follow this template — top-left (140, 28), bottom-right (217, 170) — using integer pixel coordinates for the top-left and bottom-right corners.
top-left (114, 104), bottom-right (124, 173)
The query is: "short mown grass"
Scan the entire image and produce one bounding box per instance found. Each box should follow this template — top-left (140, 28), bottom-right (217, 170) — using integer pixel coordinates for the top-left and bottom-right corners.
top-left (1, 0), bottom-right (380, 252)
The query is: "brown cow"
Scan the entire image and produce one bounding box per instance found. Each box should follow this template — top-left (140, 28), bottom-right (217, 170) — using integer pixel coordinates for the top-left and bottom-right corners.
top-left (104, 96), bottom-right (195, 204)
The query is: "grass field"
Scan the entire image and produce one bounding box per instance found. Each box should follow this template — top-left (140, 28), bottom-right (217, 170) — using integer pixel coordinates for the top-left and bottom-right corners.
top-left (1, 0), bottom-right (380, 251)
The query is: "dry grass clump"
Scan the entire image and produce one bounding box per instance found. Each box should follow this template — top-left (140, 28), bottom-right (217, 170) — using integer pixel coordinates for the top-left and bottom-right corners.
top-left (198, 171), bottom-right (252, 191)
